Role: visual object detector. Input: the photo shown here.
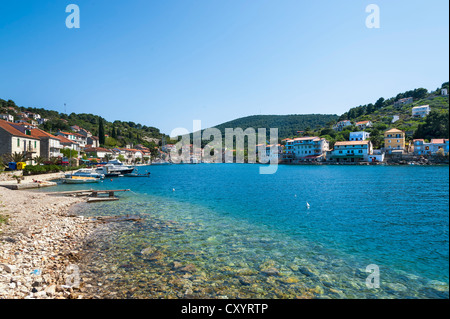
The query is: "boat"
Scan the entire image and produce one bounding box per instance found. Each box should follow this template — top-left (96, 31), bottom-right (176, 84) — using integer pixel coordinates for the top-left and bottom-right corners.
top-left (124, 172), bottom-right (151, 177)
top-left (62, 176), bottom-right (101, 184)
top-left (65, 168), bottom-right (105, 179)
top-left (95, 159), bottom-right (135, 177)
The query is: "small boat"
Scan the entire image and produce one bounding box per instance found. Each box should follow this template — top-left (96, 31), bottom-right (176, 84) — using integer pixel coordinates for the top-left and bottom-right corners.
top-left (124, 169), bottom-right (151, 177)
top-left (95, 160), bottom-right (134, 177)
top-left (306, 202), bottom-right (310, 209)
top-left (124, 172), bottom-right (151, 177)
top-left (62, 176), bottom-right (101, 184)
top-left (65, 168), bottom-right (105, 179)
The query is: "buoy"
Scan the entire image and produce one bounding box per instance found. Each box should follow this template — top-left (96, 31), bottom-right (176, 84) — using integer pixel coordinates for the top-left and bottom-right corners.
top-left (172, 188), bottom-right (175, 192)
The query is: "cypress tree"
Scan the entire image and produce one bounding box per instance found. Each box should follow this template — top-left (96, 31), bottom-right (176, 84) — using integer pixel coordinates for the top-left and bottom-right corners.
top-left (99, 117), bottom-right (105, 145)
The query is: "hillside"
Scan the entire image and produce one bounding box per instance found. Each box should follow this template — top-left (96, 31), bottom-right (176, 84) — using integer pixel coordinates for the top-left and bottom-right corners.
top-left (208, 114), bottom-right (339, 141)
top-left (316, 82), bottom-right (449, 148)
top-left (0, 100), bottom-right (168, 149)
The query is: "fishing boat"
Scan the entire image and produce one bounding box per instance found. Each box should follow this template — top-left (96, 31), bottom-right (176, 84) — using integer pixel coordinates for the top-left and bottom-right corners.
top-left (124, 170), bottom-right (151, 177)
top-left (95, 159), bottom-right (134, 177)
top-left (62, 176), bottom-right (101, 184)
top-left (64, 168), bottom-right (105, 179)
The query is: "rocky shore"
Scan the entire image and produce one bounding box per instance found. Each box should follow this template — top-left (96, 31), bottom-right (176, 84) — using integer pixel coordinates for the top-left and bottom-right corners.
top-left (0, 186), bottom-right (96, 299)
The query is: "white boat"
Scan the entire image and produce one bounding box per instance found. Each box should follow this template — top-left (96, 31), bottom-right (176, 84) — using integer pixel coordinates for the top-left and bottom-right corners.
top-left (65, 168), bottom-right (105, 179)
top-left (95, 159), bottom-right (134, 177)
top-left (62, 176), bottom-right (101, 184)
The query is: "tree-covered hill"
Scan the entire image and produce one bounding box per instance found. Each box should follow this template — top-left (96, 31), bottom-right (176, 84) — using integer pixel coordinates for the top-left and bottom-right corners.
top-left (208, 114), bottom-right (339, 141)
top-left (0, 99), bottom-right (167, 149)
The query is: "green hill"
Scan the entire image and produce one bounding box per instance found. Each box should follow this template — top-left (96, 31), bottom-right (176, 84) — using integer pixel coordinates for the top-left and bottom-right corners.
top-left (209, 114), bottom-right (339, 141)
top-left (0, 100), bottom-right (168, 149)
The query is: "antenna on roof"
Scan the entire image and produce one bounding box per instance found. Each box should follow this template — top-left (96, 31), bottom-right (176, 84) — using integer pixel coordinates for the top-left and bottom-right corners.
top-left (64, 103), bottom-right (66, 114)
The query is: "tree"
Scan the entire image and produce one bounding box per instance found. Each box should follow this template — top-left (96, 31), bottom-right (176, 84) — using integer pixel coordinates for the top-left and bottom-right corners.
top-left (61, 148), bottom-right (78, 159)
top-left (374, 98), bottom-right (385, 110)
top-left (369, 128), bottom-right (383, 149)
top-left (33, 156), bottom-right (45, 165)
top-left (98, 117), bottom-right (105, 145)
top-left (111, 126), bottom-right (117, 139)
top-left (413, 110), bottom-right (449, 140)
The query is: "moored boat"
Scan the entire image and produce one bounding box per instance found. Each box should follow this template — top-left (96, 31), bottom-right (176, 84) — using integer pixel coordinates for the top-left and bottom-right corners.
top-left (65, 168), bottom-right (105, 179)
top-left (62, 176), bottom-right (101, 184)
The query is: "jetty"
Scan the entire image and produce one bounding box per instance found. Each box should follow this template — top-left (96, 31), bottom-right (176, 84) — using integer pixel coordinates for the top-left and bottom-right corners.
top-left (46, 189), bottom-right (130, 202)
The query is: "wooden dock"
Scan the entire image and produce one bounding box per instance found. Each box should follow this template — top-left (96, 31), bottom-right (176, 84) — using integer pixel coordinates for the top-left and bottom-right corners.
top-left (46, 189), bottom-right (130, 202)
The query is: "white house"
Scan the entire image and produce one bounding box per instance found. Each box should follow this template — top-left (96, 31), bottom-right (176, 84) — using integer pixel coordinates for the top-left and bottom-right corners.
top-left (0, 114), bottom-right (14, 122)
top-left (0, 120), bottom-right (41, 162)
top-left (394, 97), bottom-right (413, 108)
top-left (349, 131), bottom-right (370, 141)
top-left (333, 120), bottom-right (352, 131)
top-left (442, 89), bottom-right (448, 96)
top-left (412, 105), bottom-right (431, 118)
top-left (328, 140), bottom-right (373, 163)
top-left (355, 121), bottom-right (373, 130)
top-left (284, 136), bottom-right (329, 162)
top-left (368, 149), bottom-right (385, 163)
top-left (392, 115), bottom-right (400, 123)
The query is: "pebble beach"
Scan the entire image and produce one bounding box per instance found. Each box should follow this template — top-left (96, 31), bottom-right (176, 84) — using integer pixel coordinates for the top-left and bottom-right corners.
top-left (0, 186), bottom-right (95, 299)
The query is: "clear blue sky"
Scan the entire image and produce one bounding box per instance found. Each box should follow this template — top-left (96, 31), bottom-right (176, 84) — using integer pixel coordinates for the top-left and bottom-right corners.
top-left (0, 0), bottom-right (448, 135)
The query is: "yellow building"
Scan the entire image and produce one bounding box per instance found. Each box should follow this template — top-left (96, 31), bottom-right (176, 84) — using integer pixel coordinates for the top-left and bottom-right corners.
top-left (384, 128), bottom-right (405, 154)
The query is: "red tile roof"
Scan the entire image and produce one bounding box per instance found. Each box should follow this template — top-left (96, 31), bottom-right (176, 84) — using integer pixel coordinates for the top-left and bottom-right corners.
top-left (0, 119), bottom-right (39, 139)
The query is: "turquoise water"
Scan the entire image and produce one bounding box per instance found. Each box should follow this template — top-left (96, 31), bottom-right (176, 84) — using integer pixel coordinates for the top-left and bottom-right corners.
top-left (49, 164), bottom-right (449, 298)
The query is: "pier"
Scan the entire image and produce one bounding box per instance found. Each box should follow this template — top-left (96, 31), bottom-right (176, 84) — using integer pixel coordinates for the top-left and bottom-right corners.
top-left (46, 189), bottom-right (130, 202)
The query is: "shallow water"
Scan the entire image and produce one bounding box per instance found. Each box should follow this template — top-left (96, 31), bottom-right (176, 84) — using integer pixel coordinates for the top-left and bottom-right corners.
top-left (52, 164), bottom-right (448, 298)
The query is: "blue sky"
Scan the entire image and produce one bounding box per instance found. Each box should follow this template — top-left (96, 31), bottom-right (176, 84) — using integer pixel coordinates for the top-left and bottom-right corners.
top-left (0, 0), bottom-right (448, 135)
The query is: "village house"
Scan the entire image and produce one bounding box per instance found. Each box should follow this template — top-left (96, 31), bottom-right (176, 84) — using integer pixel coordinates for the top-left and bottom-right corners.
top-left (55, 135), bottom-right (80, 153)
top-left (87, 136), bottom-right (100, 148)
top-left (0, 114), bottom-right (14, 122)
top-left (392, 115), bottom-right (400, 123)
top-left (283, 137), bottom-right (329, 163)
top-left (368, 149), bottom-right (385, 163)
top-left (430, 139), bottom-right (449, 155)
top-left (394, 97), bottom-right (413, 108)
top-left (328, 140), bottom-right (373, 163)
top-left (412, 105), bottom-right (431, 118)
top-left (412, 139), bottom-right (431, 155)
top-left (0, 119), bottom-right (41, 161)
top-left (84, 147), bottom-right (114, 161)
top-left (29, 128), bottom-right (62, 159)
top-left (412, 139), bottom-right (449, 156)
top-left (384, 128), bottom-right (405, 154)
top-left (56, 131), bottom-right (88, 148)
top-left (349, 131), bottom-right (370, 141)
top-left (355, 120), bottom-right (373, 130)
top-left (333, 120), bottom-right (352, 132)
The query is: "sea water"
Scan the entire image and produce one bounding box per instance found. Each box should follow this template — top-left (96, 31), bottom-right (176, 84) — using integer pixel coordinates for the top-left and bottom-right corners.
top-left (53, 164), bottom-right (449, 298)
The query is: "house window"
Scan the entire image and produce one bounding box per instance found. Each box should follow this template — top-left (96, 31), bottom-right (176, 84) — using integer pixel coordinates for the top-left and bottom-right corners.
top-left (17, 138), bottom-right (20, 147)
top-left (34, 141), bottom-right (37, 148)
